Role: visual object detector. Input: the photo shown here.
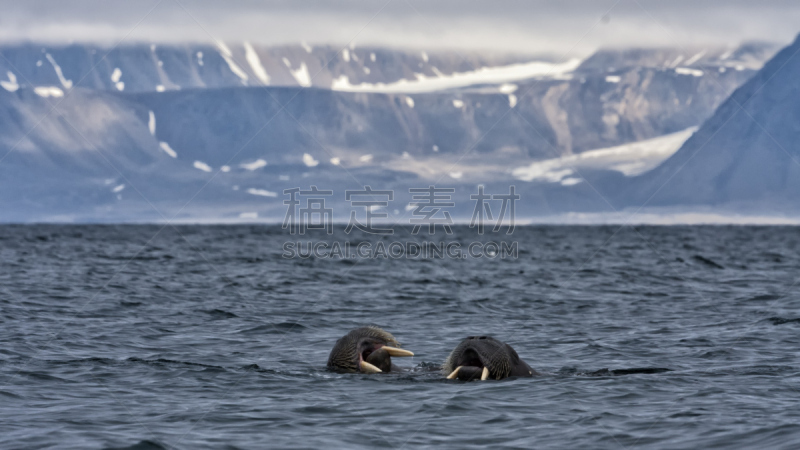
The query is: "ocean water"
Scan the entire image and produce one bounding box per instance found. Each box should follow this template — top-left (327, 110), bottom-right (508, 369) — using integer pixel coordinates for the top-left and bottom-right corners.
top-left (1, 225), bottom-right (800, 449)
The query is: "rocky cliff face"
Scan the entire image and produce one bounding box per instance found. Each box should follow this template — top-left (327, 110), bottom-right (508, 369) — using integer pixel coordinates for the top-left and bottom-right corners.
top-left (0, 41), bottom-right (773, 155)
top-left (623, 36), bottom-right (800, 213)
top-left (0, 41), bottom-right (781, 221)
top-left (0, 43), bottom-right (534, 93)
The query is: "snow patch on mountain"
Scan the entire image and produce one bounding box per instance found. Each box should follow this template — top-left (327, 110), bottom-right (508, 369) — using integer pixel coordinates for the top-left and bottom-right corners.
top-left (302, 153), bottom-right (319, 167)
top-left (290, 63), bottom-right (311, 87)
top-left (684, 50), bottom-right (706, 66)
top-left (246, 188), bottom-right (277, 197)
top-left (111, 67), bottom-right (124, 91)
top-left (244, 42), bottom-right (270, 85)
top-left (34, 86), bottom-right (63, 97)
top-left (159, 141), bottom-right (177, 158)
top-left (330, 58), bottom-right (582, 93)
top-left (513, 127), bottom-right (698, 182)
top-left (498, 83), bottom-right (517, 94)
top-left (507, 94), bottom-right (517, 108)
top-left (675, 67), bottom-right (704, 77)
top-left (561, 178), bottom-right (582, 186)
top-left (1, 71), bottom-right (18, 92)
top-left (193, 161), bottom-right (212, 172)
top-left (45, 53), bottom-right (72, 89)
top-left (240, 159), bottom-right (267, 170)
top-left (216, 42), bottom-right (248, 84)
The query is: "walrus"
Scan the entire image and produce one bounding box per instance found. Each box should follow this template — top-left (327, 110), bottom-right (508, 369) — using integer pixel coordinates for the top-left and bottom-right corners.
top-left (327, 326), bottom-right (414, 373)
top-left (443, 335), bottom-right (538, 380)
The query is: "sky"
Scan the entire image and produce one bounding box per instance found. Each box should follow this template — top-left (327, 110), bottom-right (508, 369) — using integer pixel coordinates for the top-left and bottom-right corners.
top-left (0, 0), bottom-right (799, 56)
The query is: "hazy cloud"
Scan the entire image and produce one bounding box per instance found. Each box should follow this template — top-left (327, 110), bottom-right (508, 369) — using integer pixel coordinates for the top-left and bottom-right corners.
top-left (0, 0), bottom-right (798, 55)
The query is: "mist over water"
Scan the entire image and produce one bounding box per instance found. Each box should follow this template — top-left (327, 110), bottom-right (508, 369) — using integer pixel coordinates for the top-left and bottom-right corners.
top-left (1, 225), bottom-right (800, 449)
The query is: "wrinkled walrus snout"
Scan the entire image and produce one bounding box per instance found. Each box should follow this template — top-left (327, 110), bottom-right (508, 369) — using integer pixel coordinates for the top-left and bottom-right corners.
top-left (443, 335), bottom-right (537, 381)
top-left (327, 326), bottom-right (414, 374)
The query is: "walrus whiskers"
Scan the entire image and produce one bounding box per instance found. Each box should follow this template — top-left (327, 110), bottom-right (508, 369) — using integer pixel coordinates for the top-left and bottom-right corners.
top-left (442, 336), bottom-right (537, 381)
top-left (327, 326), bottom-right (413, 374)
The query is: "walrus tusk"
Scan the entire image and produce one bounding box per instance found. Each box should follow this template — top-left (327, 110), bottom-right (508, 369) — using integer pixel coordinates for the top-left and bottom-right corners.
top-left (360, 361), bottom-right (382, 373)
top-left (446, 366), bottom-right (463, 379)
top-left (383, 347), bottom-right (414, 357)
top-left (481, 367), bottom-right (490, 380)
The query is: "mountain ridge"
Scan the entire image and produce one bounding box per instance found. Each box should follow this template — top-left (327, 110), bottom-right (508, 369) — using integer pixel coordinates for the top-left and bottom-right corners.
top-left (622, 33), bottom-right (800, 212)
top-left (0, 41), bottom-right (786, 222)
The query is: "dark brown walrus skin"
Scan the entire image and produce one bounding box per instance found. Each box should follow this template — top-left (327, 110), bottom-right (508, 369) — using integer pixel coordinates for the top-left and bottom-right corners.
top-left (442, 336), bottom-right (538, 381)
top-left (326, 326), bottom-right (413, 373)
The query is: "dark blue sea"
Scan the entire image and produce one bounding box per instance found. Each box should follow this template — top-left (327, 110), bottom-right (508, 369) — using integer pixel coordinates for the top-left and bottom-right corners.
top-left (2, 225), bottom-right (800, 449)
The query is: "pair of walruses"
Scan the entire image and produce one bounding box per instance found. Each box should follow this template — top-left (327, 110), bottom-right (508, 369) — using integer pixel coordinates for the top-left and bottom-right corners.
top-left (327, 326), bottom-right (537, 381)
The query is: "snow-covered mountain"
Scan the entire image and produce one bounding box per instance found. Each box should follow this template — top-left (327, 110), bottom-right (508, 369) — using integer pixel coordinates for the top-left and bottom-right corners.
top-left (0, 43), bottom-right (546, 93)
top-left (0, 41), bottom-right (782, 221)
top-left (622, 35), bottom-right (800, 215)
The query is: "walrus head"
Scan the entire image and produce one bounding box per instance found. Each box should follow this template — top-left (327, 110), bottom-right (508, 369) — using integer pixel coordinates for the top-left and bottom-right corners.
top-left (327, 326), bottom-right (414, 373)
top-left (443, 336), bottom-right (536, 381)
